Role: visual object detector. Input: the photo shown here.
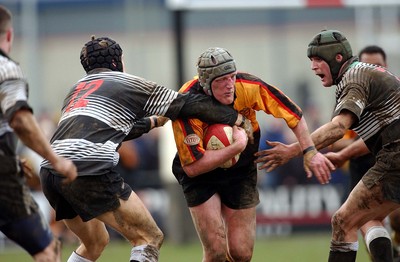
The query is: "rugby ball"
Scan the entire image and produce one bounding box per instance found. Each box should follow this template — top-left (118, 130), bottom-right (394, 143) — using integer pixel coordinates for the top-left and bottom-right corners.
top-left (203, 124), bottom-right (240, 169)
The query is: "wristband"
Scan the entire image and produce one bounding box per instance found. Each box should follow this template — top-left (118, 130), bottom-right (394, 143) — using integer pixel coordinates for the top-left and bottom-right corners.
top-left (302, 145), bottom-right (316, 155)
top-left (150, 116), bottom-right (158, 128)
top-left (239, 116), bottom-right (246, 127)
top-left (154, 117), bottom-right (159, 127)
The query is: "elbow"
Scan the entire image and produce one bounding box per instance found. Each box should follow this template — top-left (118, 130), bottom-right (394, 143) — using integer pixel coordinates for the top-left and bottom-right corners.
top-left (9, 111), bottom-right (27, 135)
top-left (336, 123), bottom-right (348, 139)
top-left (330, 122), bottom-right (348, 142)
top-left (183, 166), bottom-right (197, 178)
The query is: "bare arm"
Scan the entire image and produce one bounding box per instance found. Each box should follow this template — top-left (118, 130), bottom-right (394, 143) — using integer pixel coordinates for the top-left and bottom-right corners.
top-left (183, 126), bottom-right (247, 177)
top-left (284, 112), bottom-right (355, 157)
top-left (254, 113), bottom-right (355, 184)
top-left (10, 110), bottom-right (77, 182)
top-left (255, 111), bottom-right (355, 162)
top-left (290, 117), bottom-right (316, 156)
top-left (286, 117), bottom-right (336, 183)
top-left (329, 137), bottom-right (355, 152)
top-left (325, 138), bottom-right (371, 168)
top-left (338, 138), bottom-right (370, 159)
top-left (311, 112), bottom-right (355, 151)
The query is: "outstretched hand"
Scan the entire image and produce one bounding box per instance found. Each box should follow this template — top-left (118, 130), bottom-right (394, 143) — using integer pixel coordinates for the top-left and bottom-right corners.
top-left (255, 140), bottom-right (335, 185)
top-left (303, 150), bottom-right (335, 184)
top-left (324, 151), bottom-right (347, 168)
top-left (254, 140), bottom-right (293, 172)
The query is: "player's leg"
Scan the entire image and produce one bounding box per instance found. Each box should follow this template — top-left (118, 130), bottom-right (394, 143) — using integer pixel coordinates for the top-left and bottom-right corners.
top-left (359, 220), bottom-right (392, 262)
top-left (389, 208), bottom-right (400, 260)
top-left (222, 206), bottom-right (256, 262)
top-left (328, 181), bottom-right (397, 262)
top-left (0, 211), bottom-right (60, 262)
top-left (40, 168), bottom-right (137, 261)
top-left (33, 238), bottom-right (61, 262)
top-left (64, 216), bottom-right (109, 262)
top-left (189, 194), bottom-right (227, 262)
top-left (96, 191), bottom-right (163, 262)
top-left (348, 155), bottom-right (378, 261)
top-left (219, 165), bottom-right (259, 262)
top-left (0, 162), bottom-right (59, 261)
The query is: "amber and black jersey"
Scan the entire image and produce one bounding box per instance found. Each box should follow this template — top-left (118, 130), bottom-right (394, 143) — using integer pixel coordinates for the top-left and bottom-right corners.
top-left (172, 72), bottom-right (303, 184)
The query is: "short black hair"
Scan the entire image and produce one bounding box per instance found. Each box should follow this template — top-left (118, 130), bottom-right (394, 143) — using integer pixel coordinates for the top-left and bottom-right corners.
top-left (0, 5), bottom-right (12, 34)
top-left (358, 45), bottom-right (386, 63)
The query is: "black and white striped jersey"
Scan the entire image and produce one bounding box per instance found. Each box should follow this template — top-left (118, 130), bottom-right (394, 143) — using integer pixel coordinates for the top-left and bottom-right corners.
top-left (0, 50), bottom-right (31, 157)
top-left (333, 57), bottom-right (400, 148)
top-left (41, 69), bottom-right (239, 176)
top-left (41, 69), bottom-right (183, 175)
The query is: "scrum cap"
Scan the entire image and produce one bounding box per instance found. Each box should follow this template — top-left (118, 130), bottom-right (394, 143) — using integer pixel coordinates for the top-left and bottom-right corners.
top-left (307, 29), bottom-right (352, 83)
top-left (80, 35), bottom-right (123, 73)
top-left (197, 47), bottom-right (237, 96)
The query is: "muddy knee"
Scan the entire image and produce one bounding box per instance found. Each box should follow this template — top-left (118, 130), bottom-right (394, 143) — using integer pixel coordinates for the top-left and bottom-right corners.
top-left (230, 251), bottom-right (252, 262)
top-left (151, 229), bottom-right (164, 249)
top-left (331, 211), bottom-right (347, 241)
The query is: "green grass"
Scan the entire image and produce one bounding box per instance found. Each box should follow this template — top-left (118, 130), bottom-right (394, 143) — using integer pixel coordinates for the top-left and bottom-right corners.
top-left (0, 232), bottom-right (370, 261)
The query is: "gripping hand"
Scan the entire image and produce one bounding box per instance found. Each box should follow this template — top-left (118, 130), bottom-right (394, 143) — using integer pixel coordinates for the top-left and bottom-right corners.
top-left (151, 116), bottom-right (170, 128)
top-left (240, 116), bottom-right (254, 144)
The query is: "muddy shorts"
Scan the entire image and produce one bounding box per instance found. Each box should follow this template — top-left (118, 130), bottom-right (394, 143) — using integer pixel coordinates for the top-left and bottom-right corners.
top-left (40, 168), bottom-right (132, 222)
top-left (362, 141), bottom-right (400, 203)
top-left (0, 156), bottom-right (52, 255)
top-left (0, 156), bottom-right (40, 226)
top-left (181, 164), bottom-right (260, 209)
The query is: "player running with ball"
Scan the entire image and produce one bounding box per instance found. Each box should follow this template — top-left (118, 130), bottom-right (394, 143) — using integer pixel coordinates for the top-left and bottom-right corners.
top-left (171, 47), bottom-right (333, 262)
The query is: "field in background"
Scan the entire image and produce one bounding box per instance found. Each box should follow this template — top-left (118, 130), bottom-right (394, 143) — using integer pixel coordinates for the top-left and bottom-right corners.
top-left (0, 232), bottom-right (370, 262)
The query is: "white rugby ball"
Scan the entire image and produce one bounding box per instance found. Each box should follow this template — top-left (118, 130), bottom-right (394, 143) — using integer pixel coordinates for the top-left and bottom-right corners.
top-left (203, 124), bottom-right (240, 168)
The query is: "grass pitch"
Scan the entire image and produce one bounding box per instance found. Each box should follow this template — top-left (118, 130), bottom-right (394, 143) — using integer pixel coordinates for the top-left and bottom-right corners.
top-left (0, 232), bottom-right (370, 261)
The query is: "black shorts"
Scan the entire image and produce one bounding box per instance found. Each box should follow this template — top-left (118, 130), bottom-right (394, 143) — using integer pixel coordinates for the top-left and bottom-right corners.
top-left (181, 164), bottom-right (260, 209)
top-left (0, 156), bottom-right (51, 255)
top-left (40, 168), bottom-right (132, 222)
top-left (362, 141), bottom-right (400, 203)
top-left (0, 156), bottom-right (40, 226)
top-left (349, 153), bottom-right (375, 191)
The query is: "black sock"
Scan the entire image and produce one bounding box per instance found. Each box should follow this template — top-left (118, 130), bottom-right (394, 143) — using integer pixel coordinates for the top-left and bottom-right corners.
top-left (369, 237), bottom-right (393, 262)
top-left (328, 250), bottom-right (357, 262)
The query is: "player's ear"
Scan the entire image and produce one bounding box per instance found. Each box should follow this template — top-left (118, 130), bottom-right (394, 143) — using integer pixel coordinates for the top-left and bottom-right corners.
top-left (335, 54), bottom-right (343, 63)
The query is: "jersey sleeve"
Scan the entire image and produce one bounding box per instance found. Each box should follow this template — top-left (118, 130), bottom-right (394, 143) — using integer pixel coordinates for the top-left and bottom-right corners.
top-left (0, 60), bottom-right (32, 122)
top-left (235, 74), bottom-right (302, 129)
top-left (333, 83), bottom-right (367, 125)
top-left (172, 118), bottom-right (206, 166)
top-left (123, 117), bottom-right (152, 141)
top-left (171, 79), bottom-right (208, 167)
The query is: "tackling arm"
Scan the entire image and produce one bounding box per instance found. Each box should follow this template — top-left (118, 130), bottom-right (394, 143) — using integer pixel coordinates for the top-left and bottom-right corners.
top-left (324, 138), bottom-right (371, 168)
top-left (255, 111), bottom-right (355, 164)
top-left (255, 113), bottom-right (352, 184)
top-left (167, 93), bottom-right (242, 126)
